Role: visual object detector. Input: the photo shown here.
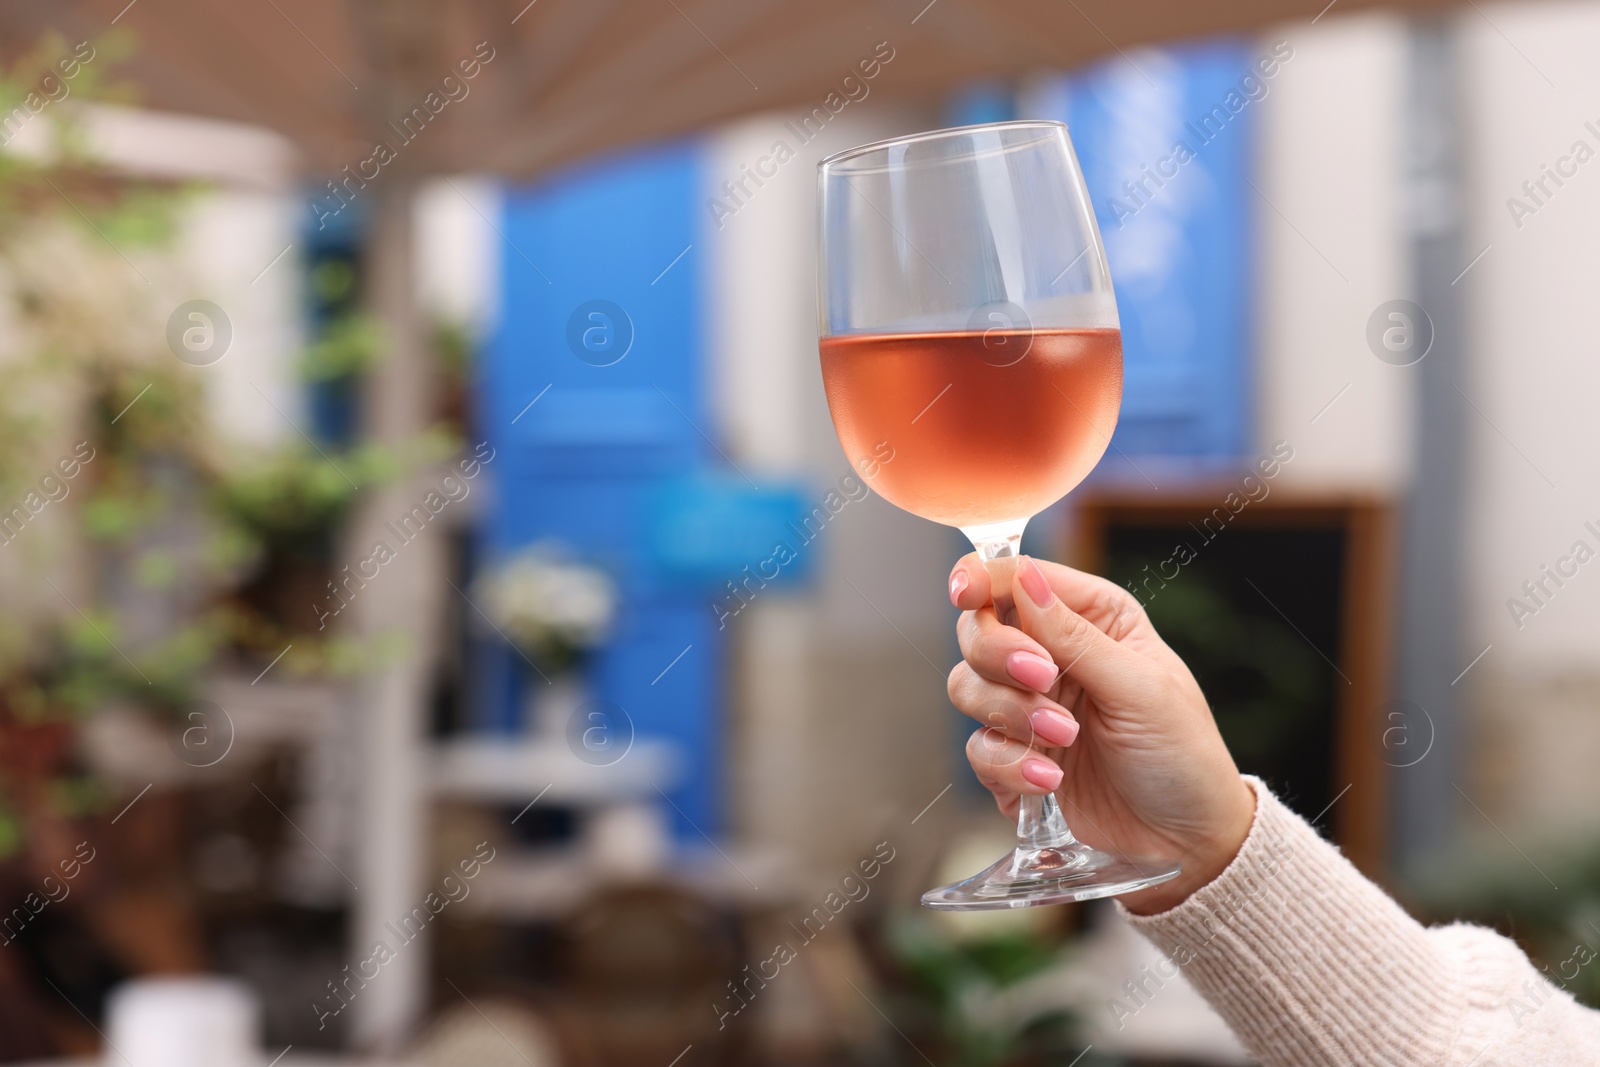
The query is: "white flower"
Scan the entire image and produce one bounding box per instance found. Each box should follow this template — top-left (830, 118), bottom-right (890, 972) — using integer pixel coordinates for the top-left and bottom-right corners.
top-left (476, 544), bottom-right (617, 661)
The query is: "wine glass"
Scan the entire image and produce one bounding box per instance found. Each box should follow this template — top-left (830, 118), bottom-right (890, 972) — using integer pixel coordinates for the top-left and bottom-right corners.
top-left (816, 120), bottom-right (1182, 910)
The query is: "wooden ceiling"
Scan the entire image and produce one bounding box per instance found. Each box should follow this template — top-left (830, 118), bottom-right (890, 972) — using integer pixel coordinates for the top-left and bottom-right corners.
top-left (0, 0), bottom-right (1459, 177)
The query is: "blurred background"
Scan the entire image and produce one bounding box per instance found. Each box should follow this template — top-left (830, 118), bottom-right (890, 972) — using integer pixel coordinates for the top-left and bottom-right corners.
top-left (0, 0), bottom-right (1597, 1064)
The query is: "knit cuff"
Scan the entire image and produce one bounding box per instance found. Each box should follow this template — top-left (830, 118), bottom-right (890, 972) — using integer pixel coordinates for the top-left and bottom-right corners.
top-left (1117, 776), bottom-right (1459, 1066)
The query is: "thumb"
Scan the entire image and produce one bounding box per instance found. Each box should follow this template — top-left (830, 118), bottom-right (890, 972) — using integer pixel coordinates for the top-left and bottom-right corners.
top-left (1012, 556), bottom-right (1141, 697)
top-left (948, 552), bottom-right (992, 610)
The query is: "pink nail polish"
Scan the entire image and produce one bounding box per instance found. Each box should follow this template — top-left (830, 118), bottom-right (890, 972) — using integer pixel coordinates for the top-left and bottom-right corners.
top-left (949, 568), bottom-right (968, 605)
top-left (1018, 556), bottom-right (1054, 608)
top-left (1030, 708), bottom-right (1079, 746)
top-left (1007, 650), bottom-right (1058, 692)
top-left (1022, 758), bottom-right (1063, 790)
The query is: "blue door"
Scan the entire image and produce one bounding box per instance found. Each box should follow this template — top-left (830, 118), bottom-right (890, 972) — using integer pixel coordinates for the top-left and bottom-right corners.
top-left (479, 141), bottom-right (723, 835)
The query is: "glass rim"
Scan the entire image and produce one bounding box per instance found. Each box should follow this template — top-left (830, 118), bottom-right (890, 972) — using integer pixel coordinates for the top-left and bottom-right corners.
top-left (817, 119), bottom-right (1070, 174)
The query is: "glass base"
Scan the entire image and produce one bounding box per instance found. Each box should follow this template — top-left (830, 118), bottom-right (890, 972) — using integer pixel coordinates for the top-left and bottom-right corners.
top-left (921, 841), bottom-right (1181, 911)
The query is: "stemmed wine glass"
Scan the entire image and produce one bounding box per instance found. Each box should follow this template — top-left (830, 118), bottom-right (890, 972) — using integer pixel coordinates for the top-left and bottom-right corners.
top-left (816, 120), bottom-right (1183, 910)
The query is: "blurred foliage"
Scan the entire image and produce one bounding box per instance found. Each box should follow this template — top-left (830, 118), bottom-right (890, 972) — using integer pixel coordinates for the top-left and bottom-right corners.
top-left (0, 31), bottom-right (226, 721)
top-left (300, 312), bottom-right (385, 382)
top-left (432, 317), bottom-right (474, 382)
top-left (219, 428), bottom-right (460, 537)
top-left (309, 256), bottom-right (358, 304)
top-left (1408, 837), bottom-right (1600, 1011)
top-left (0, 29), bottom-right (137, 181)
top-left (885, 914), bottom-right (1084, 1067)
top-left (216, 445), bottom-right (377, 556)
top-left (0, 29), bottom-right (477, 867)
top-left (1108, 556), bottom-right (1321, 767)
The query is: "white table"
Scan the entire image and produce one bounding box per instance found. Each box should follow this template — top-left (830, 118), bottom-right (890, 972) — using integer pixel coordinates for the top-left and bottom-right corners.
top-left (430, 735), bottom-right (682, 803)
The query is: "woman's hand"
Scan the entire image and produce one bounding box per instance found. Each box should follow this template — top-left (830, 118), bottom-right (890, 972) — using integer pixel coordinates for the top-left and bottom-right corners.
top-left (947, 554), bottom-right (1256, 914)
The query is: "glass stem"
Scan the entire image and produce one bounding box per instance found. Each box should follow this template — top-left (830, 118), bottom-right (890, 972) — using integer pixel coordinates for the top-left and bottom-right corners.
top-left (963, 517), bottom-right (1081, 855)
top-left (1017, 793), bottom-right (1079, 851)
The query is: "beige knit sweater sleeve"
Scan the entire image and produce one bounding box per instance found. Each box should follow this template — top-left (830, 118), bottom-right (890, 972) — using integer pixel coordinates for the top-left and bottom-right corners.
top-left (1121, 776), bottom-right (1600, 1066)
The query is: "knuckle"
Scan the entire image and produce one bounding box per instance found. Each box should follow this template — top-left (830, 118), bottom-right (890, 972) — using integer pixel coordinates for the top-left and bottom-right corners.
top-left (946, 662), bottom-right (968, 704)
top-left (964, 727), bottom-right (987, 762)
top-left (965, 615), bottom-right (991, 658)
top-left (956, 609), bottom-right (987, 659)
top-left (1061, 607), bottom-right (1095, 646)
top-left (1108, 593), bottom-right (1147, 638)
top-left (955, 610), bottom-right (974, 652)
top-left (965, 725), bottom-right (1005, 764)
top-left (974, 694), bottom-right (1021, 735)
top-left (968, 607), bottom-right (1006, 656)
top-left (1098, 587), bottom-right (1130, 620)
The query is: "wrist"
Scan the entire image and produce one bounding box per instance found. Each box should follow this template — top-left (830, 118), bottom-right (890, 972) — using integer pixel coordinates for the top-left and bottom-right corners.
top-left (1121, 776), bottom-right (1257, 916)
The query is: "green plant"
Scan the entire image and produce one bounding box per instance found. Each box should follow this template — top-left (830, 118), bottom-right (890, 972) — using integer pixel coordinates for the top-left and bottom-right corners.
top-left (1408, 837), bottom-right (1600, 1011)
top-left (0, 32), bottom-right (230, 716)
top-left (1117, 563), bottom-right (1321, 767)
top-left (432, 316), bottom-right (474, 382)
top-left (299, 312), bottom-right (385, 382)
top-left (885, 914), bottom-right (1084, 1067)
top-left (0, 25), bottom-right (474, 822)
top-left (215, 446), bottom-right (369, 556)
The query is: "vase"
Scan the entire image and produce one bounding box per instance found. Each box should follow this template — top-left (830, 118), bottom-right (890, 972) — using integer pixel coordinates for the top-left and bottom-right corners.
top-left (524, 673), bottom-right (586, 744)
top-left (108, 977), bottom-right (261, 1067)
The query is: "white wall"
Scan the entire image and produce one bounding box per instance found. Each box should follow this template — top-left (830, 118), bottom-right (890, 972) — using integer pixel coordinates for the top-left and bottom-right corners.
top-left (1249, 2), bottom-right (1600, 840)
top-left (416, 177), bottom-right (501, 341)
top-left (1458, 0), bottom-right (1600, 833)
top-left (1254, 1), bottom-right (1600, 837)
top-left (175, 146), bottom-right (501, 451)
top-left (179, 189), bottom-right (304, 446)
top-left (1255, 13), bottom-right (1413, 489)
top-left (52, 105), bottom-right (311, 446)
top-left (1460, 0), bottom-right (1600, 672)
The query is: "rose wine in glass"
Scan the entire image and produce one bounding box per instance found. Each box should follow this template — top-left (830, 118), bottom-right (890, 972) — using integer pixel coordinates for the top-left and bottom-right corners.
top-left (819, 328), bottom-right (1123, 527)
top-left (817, 121), bottom-right (1181, 909)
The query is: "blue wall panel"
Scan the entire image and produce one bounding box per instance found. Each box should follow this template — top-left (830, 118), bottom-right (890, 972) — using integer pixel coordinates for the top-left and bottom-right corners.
top-left (480, 140), bottom-right (721, 835)
top-left (1029, 39), bottom-right (1257, 463)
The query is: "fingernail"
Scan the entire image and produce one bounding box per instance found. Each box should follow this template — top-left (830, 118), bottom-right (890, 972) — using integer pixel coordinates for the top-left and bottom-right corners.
top-left (1018, 556), bottom-right (1054, 608)
top-left (1030, 708), bottom-right (1079, 746)
top-left (1007, 651), bottom-right (1058, 692)
top-left (1022, 758), bottom-right (1063, 790)
top-left (949, 568), bottom-right (968, 605)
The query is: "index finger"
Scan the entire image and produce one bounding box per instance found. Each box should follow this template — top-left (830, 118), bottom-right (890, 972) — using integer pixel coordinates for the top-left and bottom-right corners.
top-left (949, 552), bottom-right (992, 609)
top-left (951, 553), bottom-right (1142, 636)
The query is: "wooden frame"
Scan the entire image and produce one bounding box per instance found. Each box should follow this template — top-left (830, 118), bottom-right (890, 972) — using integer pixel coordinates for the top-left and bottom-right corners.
top-left (1065, 487), bottom-right (1397, 880)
